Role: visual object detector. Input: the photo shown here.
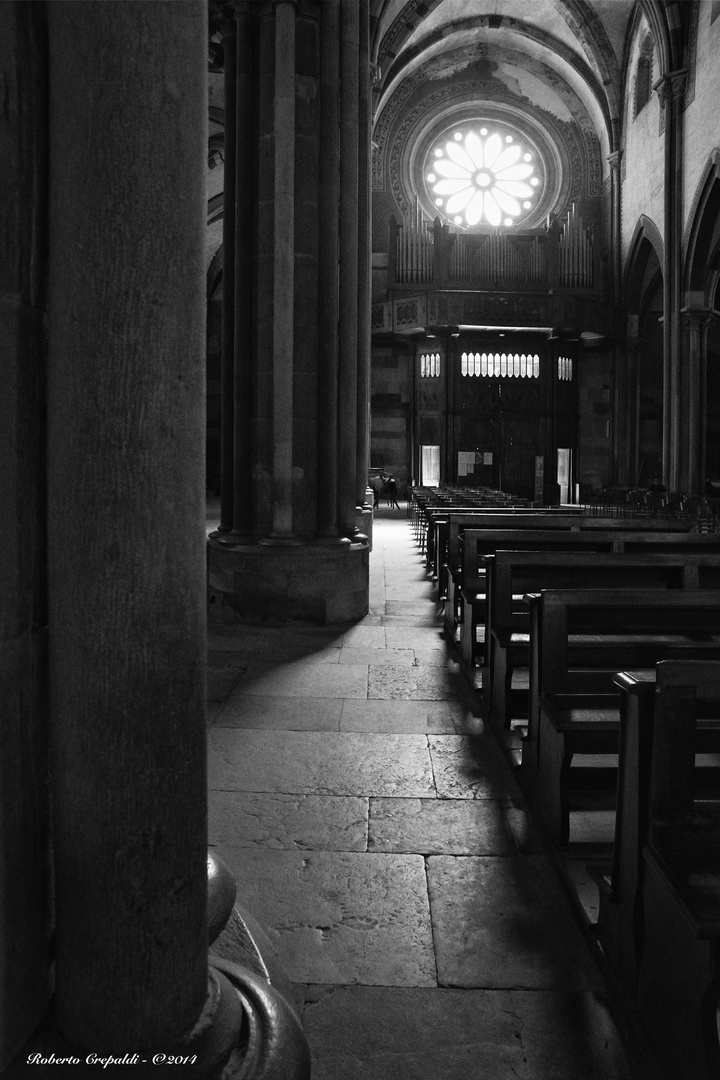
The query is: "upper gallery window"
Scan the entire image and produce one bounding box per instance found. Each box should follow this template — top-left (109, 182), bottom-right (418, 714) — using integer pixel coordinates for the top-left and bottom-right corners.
top-left (425, 124), bottom-right (540, 228)
top-left (634, 36), bottom-right (653, 116)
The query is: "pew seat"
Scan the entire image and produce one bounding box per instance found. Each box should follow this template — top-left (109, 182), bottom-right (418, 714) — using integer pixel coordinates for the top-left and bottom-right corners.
top-left (521, 591), bottom-right (720, 846)
top-left (634, 661), bottom-right (720, 1080)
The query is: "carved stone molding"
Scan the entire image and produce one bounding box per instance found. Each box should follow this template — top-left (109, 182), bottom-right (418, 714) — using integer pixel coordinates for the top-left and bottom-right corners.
top-left (654, 68), bottom-right (688, 108)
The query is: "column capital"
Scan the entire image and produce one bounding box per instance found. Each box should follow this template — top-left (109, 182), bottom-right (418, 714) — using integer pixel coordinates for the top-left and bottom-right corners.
top-left (272, 0), bottom-right (299, 11)
top-left (607, 149), bottom-right (623, 171)
top-left (653, 68), bottom-right (688, 107)
top-left (681, 305), bottom-right (716, 330)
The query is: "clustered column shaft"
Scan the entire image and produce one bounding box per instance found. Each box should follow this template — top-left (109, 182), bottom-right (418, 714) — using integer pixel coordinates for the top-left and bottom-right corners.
top-left (355, 0), bottom-right (372, 510)
top-left (46, 0), bottom-right (226, 1055)
top-left (271, 0), bottom-right (297, 538)
top-left (316, 0), bottom-right (341, 538)
top-left (215, 0), bottom-right (371, 543)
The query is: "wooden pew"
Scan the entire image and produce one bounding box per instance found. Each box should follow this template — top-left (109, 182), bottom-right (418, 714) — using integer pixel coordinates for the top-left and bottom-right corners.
top-left (445, 512), bottom-right (647, 643)
top-left (427, 503), bottom-right (556, 584)
top-left (437, 509), bottom-right (591, 633)
top-left (521, 590), bottom-right (720, 846)
top-left (484, 550), bottom-right (720, 730)
top-left (596, 666), bottom-right (720, 994)
top-left (635, 661), bottom-right (720, 1080)
top-left (454, 518), bottom-right (703, 660)
top-left (456, 529), bottom-right (624, 665)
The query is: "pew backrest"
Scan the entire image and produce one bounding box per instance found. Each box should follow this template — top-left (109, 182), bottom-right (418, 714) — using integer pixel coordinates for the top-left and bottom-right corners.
top-left (527, 590), bottom-right (720, 697)
top-left (461, 526), bottom-right (720, 596)
top-left (487, 550), bottom-right (720, 637)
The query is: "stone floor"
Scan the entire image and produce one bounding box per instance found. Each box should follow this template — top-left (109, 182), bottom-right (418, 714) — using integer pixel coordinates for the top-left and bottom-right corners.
top-left (206, 504), bottom-right (653, 1079)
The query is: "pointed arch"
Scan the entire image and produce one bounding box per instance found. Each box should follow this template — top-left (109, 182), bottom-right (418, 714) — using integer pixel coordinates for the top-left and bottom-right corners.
top-left (623, 214), bottom-right (664, 314)
top-left (684, 148), bottom-right (720, 304)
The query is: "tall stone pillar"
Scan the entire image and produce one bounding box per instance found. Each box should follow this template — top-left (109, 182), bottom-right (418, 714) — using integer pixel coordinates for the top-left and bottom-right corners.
top-left (655, 70), bottom-right (687, 491)
top-left (46, 1), bottom-right (240, 1063)
top-left (271, 0), bottom-right (297, 538)
top-left (681, 308), bottom-right (715, 494)
top-left (208, 0), bottom-right (370, 624)
top-left (607, 151), bottom-right (625, 486)
top-left (356, 0), bottom-right (372, 513)
top-left (0, 3), bottom-right (52, 1068)
top-left (317, 0), bottom-right (341, 538)
top-left (337, 0), bottom-right (360, 535)
top-left (233, 2), bottom-right (256, 540)
top-left (219, 10), bottom-right (237, 533)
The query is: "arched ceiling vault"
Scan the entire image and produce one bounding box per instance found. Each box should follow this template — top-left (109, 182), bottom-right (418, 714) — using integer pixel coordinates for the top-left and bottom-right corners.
top-left (369, 0), bottom-right (648, 229)
top-left (376, 19), bottom-right (613, 156)
top-left (371, 1), bottom-right (639, 160)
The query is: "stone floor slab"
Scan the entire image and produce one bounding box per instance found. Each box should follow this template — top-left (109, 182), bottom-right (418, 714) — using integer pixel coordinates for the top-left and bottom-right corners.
top-left (337, 625), bottom-right (387, 648)
top-left (384, 626), bottom-right (447, 649)
top-left (209, 791), bottom-right (368, 850)
top-left (209, 729), bottom-right (437, 797)
top-left (339, 699), bottom-right (457, 734)
top-left (337, 647), bottom-right (414, 666)
top-left (207, 669), bottom-right (246, 702)
top-left (368, 663), bottom-right (455, 700)
top-left (301, 985), bottom-right (635, 1080)
top-left (429, 733), bottom-right (524, 799)
top-left (384, 584), bottom-right (436, 601)
top-left (411, 647), bottom-right (451, 667)
top-left (214, 694), bottom-right (343, 730)
top-left (381, 614), bottom-right (443, 627)
top-left (234, 660), bottom-right (369, 699)
top-left (368, 797), bottom-right (514, 855)
top-left (217, 847), bottom-right (437, 987)
top-left (427, 855), bottom-right (600, 990)
top-left (386, 599), bottom-right (441, 615)
top-left (208, 647), bottom-right (256, 668)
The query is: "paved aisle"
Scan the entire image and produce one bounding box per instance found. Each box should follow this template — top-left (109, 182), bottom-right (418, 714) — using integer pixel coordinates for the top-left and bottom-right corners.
top-left (207, 508), bottom-right (640, 1079)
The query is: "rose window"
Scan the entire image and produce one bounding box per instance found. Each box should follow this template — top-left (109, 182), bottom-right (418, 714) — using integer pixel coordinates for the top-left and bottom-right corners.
top-left (425, 126), bottom-right (541, 228)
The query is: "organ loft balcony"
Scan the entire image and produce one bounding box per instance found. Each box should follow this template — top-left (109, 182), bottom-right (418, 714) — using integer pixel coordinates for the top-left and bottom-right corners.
top-left (371, 209), bottom-right (607, 339)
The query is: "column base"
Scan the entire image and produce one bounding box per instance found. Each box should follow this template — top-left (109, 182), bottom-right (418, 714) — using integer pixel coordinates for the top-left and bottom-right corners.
top-left (208, 535), bottom-right (370, 625)
top-left (9, 969), bottom-right (243, 1079)
top-left (356, 505), bottom-right (373, 550)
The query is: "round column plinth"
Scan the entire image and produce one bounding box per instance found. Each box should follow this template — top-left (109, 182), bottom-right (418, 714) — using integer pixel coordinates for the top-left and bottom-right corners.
top-left (208, 537), bottom-right (370, 625)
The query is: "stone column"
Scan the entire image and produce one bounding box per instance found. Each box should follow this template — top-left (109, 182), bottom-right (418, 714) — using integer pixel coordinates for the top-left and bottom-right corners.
top-left (626, 335), bottom-right (642, 487)
top-left (219, 11), bottom-right (237, 533)
top-left (46, 1), bottom-right (239, 1061)
top-left (232, 2), bottom-right (256, 539)
top-left (681, 308), bottom-right (715, 495)
top-left (0, 2), bottom-right (52, 1068)
top-left (317, 0), bottom-right (341, 538)
top-left (207, 0), bottom-right (370, 623)
top-left (607, 151), bottom-right (625, 486)
top-left (355, 0), bottom-right (372, 512)
top-left (271, 0), bottom-right (297, 538)
top-left (607, 151), bottom-right (623, 306)
top-left (655, 70), bottom-right (687, 490)
top-left (338, 0), bottom-right (360, 536)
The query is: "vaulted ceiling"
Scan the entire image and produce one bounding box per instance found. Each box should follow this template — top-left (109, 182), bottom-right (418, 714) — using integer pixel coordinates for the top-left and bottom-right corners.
top-left (370, 0), bottom-right (636, 227)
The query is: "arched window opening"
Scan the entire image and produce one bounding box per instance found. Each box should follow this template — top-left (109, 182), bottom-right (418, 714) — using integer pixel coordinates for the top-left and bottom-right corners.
top-left (635, 37), bottom-right (653, 117)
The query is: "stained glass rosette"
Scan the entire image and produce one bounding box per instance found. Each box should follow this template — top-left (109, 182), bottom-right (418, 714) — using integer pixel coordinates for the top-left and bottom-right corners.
top-left (425, 127), bottom-right (540, 228)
